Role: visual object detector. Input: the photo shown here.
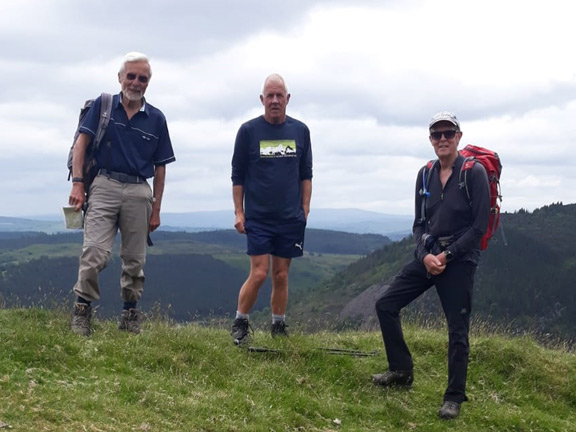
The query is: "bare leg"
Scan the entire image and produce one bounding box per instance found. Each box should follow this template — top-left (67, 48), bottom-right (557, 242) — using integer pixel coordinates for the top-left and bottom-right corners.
top-left (270, 256), bottom-right (291, 315)
top-left (237, 254), bottom-right (270, 314)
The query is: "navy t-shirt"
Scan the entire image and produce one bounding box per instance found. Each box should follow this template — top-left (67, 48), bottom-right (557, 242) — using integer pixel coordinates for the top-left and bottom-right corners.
top-left (231, 115), bottom-right (313, 221)
top-left (79, 93), bottom-right (175, 178)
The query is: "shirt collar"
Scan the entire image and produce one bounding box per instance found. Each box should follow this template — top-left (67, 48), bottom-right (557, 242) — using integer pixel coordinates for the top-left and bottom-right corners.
top-left (118, 92), bottom-right (147, 113)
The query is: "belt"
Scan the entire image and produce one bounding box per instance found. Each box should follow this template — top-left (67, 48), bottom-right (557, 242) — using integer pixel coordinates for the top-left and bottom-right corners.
top-left (98, 169), bottom-right (145, 184)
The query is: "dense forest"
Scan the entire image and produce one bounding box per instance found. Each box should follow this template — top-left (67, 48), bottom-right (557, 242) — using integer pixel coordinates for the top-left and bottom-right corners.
top-left (0, 229), bottom-right (390, 320)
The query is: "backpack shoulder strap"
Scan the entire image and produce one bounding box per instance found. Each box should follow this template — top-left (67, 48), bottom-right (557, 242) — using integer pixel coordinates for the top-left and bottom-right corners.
top-left (93, 93), bottom-right (113, 149)
top-left (458, 157), bottom-right (476, 203)
top-left (418, 160), bottom-right (436, 223)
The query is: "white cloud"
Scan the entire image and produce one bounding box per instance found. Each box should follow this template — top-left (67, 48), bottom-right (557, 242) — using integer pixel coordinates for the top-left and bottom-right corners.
top-left (1, 0), bottom-right (576, 218)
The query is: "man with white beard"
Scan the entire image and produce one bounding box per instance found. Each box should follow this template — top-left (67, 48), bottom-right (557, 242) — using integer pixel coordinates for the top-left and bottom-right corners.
top-left (68, 52), bottom-right (175, 336)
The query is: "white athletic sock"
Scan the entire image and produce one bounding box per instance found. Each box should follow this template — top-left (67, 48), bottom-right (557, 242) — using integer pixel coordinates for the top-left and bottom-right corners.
top-left (272, 314), bottom-right (286, 324)
top-left (236, 311), bottom-right (249, 320)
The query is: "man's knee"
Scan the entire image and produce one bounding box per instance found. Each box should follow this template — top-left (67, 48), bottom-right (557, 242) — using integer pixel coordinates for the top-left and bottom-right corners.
top-left (80, 245), bottom-right (111, 271)
top-left (250, 268), bottom-right (268, 286)
top-left (121, 254), bottom-right (146, 277)
top-left (375, 287), bottom-right (397, 311)
top-left (272, 269), bottom-right (288, 286)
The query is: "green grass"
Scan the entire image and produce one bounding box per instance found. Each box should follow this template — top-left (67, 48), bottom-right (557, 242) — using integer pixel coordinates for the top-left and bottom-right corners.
top-left (0, 243), bottom-right (81, 266)
top-left (1, 308), bottom-right (576, 431)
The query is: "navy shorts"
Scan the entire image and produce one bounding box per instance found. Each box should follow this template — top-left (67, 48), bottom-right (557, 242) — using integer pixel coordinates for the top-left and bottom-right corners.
top-left (245, 218), bottom-right (307, 258)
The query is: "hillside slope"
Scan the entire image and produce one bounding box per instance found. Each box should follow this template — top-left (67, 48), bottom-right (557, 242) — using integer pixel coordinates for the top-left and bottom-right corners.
top-left (1, 308), bottom-right (576, 431)
top-left (290, 203), bottom-right (576, 340)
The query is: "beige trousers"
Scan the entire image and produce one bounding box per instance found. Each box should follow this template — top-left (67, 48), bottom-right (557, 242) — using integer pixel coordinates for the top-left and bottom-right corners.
top-left (73, 175), bottom-right (153, 303)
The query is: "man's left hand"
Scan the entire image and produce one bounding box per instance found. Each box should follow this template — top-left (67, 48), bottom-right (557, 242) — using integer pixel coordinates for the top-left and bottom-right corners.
top-left (149, 212), bottom-right (160, 232)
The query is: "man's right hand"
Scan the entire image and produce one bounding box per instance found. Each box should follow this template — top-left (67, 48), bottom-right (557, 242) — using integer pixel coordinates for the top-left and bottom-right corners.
top-left (69, 183), bottom-right (86, 212)
top-left (234, 212), bottom-right (245, 234)
top-left (423, 253), bottom-right (446, 275)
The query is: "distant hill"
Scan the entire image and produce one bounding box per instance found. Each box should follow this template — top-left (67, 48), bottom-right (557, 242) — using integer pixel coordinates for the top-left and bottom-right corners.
top-left (1, 208), bottom-right (413, 239)
top-left (0, 216), bottom-right (63, 234)
top-left (290, 202), bottom-right (576, 341)
top-left (160, 208), bottom-right (412, 239)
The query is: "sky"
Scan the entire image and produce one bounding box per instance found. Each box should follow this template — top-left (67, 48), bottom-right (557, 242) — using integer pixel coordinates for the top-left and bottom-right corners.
top-left (1, 0), bottom-right (575, 219)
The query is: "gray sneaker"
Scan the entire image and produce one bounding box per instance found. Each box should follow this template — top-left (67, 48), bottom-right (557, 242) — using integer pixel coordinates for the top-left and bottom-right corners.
top-left (118, 308), bottom-right (143, 334)
top-left (71, 303), bottom-right (92, 336)
top-left (231, 318), bottom-right (251, 345)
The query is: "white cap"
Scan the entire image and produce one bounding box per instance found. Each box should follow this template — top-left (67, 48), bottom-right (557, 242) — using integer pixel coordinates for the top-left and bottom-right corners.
top-left (429, 111), bottom-right (460, 129)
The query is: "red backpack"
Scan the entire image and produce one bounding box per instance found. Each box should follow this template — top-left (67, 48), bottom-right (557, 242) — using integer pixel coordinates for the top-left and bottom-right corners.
top-left (459, 145), bottom-right (502, 249)
top-left (421, 144), bottom-right (502, 250)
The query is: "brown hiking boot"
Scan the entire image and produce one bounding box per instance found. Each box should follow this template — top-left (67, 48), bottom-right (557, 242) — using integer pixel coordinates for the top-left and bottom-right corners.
top-left (372, 369), bottom-right (414, 387)
top-left (71, 303), bottom-right (92, 336)
top-left (438, 401), bottom-right (461, 420)
top-left (118, 308), bottom-right (143, 334)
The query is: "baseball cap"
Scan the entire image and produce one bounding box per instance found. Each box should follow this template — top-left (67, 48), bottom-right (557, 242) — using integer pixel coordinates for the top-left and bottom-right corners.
top-left (429, 111), bottom-right (460, 129)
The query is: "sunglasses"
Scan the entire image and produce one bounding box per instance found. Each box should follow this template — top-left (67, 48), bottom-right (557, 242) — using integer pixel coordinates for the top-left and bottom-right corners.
top-left (125, 73), bottom-right (149, 84)
top-left (430, 130), bottom-right (458, 140)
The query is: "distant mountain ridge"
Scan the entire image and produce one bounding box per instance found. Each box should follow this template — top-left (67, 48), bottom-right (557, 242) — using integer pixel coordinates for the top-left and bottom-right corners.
top-left (1, 209), bottom-right (413, 239)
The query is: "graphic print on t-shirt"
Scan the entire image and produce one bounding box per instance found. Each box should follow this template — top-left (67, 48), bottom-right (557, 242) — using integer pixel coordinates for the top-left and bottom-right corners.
top-left (259, 140), bottom-right (297, 158)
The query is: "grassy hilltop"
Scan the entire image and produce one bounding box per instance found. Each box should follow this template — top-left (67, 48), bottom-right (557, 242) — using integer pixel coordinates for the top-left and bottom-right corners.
top-left (1, 309), bottom-right (576, 431)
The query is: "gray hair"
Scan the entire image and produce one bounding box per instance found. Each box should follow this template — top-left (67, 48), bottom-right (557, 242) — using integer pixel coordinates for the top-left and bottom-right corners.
top-left (119, 51), bottom-right (152, 77)
top-left (261, 73), bottom-right (288, 95)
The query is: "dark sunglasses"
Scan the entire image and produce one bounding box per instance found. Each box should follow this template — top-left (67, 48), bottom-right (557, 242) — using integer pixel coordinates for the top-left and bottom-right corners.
top-left (126, 73), bottom-right (149, 83)
top-left (430, 130), bottom-right (458, 140)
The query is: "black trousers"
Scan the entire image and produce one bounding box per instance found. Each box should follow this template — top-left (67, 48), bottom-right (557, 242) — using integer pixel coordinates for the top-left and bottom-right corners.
top-left (375, 258), bottom-right (476, 403)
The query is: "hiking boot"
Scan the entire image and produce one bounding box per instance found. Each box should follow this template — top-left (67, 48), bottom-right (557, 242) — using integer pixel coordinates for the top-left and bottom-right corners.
top-left (71, 303), bottom-right (92, 336)
top-left (438, 401), bottom-right (461, 420)
top-left (372, 369), bottom-right (414, 387)
top-left (118, 308), bottom-right (143, 334)
top-left (271, 321), bottom-right (288, 338)
top-left (231, 318), bottom-right (251, 345)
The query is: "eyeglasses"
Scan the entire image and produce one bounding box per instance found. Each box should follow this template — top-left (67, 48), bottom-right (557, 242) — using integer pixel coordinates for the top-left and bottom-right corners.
top-left (125, 73), bottom-right (149, 84)
top-left (430, 130), bottom-right (458, 141)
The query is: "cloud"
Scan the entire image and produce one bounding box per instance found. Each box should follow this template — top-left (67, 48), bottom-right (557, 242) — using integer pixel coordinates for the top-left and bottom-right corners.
top-left (1, 0), bottom-right (576, 219)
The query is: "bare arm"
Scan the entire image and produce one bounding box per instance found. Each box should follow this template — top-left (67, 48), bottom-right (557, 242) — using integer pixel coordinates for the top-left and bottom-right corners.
top-left (68, 133), bottom-right (91, 212)
top-left (149, 164), bottom-right (166, 232)
top-left (233, 184), bottom-right (245, 234)
top-left (301, 179), bottom-right (312, 220)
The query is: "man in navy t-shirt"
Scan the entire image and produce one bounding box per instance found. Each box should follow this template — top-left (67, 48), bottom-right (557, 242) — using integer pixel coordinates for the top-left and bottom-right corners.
top-left (230, 74), bottom-right (313, 344)
top-left (68, 52), bottom-right (175, 336)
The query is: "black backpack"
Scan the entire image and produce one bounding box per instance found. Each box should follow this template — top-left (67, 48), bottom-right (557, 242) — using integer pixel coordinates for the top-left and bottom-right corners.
top-left (67, 93), bottom-right (113, 190)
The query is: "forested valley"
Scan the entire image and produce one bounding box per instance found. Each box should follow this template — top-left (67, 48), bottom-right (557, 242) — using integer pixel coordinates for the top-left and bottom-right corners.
top-left (2, 203), bottom-right (576, 341)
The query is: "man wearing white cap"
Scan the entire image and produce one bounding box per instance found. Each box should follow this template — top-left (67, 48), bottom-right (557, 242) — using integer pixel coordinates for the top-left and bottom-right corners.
top-left (372, 111), bottom-right (490, 420)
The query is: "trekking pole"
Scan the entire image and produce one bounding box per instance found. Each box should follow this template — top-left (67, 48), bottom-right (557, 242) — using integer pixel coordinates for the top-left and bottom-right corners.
top-left (316, 348), bottom-right (379, 357)
top-left (247, 347), bottom-right (379, 357)
top-left (248, 346), bottom-right (282, 353)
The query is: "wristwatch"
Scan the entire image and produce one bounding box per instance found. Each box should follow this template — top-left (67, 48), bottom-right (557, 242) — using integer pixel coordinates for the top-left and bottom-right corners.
top-left (72, 177), bottom-right (84, 183)
top-left (444, 250), bottom-right (454, 263)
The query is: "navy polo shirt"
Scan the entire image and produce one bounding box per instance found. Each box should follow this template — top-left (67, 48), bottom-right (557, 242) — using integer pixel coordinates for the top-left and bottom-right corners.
top-left (79, 93), bottom-right (175, 178)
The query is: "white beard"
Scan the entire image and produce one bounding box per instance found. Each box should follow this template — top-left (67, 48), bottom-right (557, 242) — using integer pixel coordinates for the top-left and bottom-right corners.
top-left (124, 90), bottom-right (143, 101)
